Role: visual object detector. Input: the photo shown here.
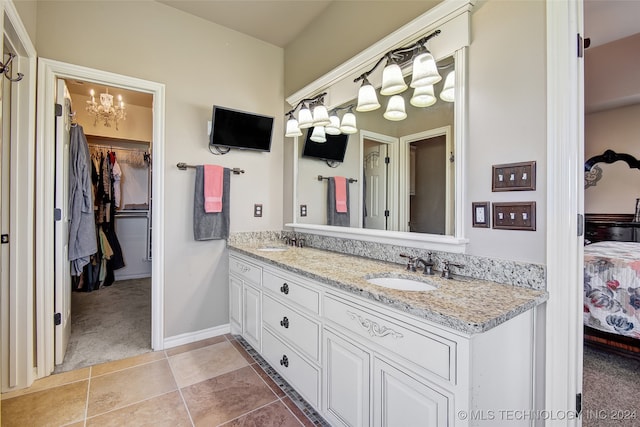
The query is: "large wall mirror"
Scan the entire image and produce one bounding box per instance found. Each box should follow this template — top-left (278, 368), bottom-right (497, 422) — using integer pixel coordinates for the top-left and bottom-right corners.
top-left (287, 0), bottom-right (472, 252)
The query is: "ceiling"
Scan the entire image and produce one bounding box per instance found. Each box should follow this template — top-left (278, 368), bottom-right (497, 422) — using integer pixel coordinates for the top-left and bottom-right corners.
top-left (584, 0), bottom-right (640, 47)
top-left (156, 0), bottom-right (333, 48)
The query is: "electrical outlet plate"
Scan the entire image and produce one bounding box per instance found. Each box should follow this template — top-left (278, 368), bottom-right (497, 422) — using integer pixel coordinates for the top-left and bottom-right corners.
top-left (492, 161), bottom-right (536, 191)
top-left (254, 204), bottom-right (263, 217)
top-left (493, 201), bottom-right (536, 231)
top-left (300, 204), bottom-right (307, 217)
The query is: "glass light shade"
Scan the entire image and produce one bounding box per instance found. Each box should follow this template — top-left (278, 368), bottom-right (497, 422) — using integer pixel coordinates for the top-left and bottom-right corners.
top-left (325, 115), bottom-right (341, 135)
top-left (380, 63), bottom-right (407, 96)
top-left (410, 84), bottom-right (437, 107)
top-left (410, 51), bottom-right (441, 87)
top-left (440, 71), bottom-right (455, 102)
top-left (285, 116), bottom-right (302, 137)
top-left (356, 82), bottom-right (380, 112)
top-left (297, 105), bottom-right (313, 129)
top-left (383, 95), bottom-right (407, 121)
top-left (339, 112), bottom-right (358, 134)
top-left (312, 104), bottom-right (331, 126)
top-left (310, 126), bottom-right (326, 143)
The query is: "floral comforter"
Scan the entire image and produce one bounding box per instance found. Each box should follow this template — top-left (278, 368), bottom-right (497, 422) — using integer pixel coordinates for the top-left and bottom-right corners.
top-left (584, 241), bottom-right (640, 338)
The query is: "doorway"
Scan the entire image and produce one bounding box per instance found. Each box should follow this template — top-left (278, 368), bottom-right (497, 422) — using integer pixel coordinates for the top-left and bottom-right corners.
top-left (35, 59), bottom-right (166, 379)
top-left (52, 79), bottom-right (155, 373)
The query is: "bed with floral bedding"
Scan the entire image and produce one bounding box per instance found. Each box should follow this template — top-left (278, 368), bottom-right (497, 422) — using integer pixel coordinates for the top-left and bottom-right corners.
top-left (584, 241), bottom-right (640, 339)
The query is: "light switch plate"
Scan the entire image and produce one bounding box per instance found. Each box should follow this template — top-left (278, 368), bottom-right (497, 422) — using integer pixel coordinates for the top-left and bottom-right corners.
top-left (492, 161), bottom-right (536, 191)
top-left (300, 204), bottom-right (307, 217)
top-left (254, 204), bottom-right (263, 217)
top-left (493, 202), bottom-right (536, 231)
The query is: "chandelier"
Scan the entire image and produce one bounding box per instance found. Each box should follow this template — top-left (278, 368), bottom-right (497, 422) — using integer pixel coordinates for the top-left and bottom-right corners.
top-left (86, 88), bottom-right (126, 130)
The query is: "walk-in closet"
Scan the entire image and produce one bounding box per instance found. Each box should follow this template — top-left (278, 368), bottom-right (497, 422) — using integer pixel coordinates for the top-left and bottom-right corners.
top-left (55, 80), bottom-right (154, 372)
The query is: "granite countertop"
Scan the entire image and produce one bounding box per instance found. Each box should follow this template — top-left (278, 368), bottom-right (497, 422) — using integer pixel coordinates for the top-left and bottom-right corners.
top-left (229, 242), bottom-right (548, 335)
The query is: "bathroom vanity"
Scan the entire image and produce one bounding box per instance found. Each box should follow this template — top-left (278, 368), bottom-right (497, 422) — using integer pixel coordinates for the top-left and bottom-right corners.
top-left (229, 243), bottom-right (546, 427)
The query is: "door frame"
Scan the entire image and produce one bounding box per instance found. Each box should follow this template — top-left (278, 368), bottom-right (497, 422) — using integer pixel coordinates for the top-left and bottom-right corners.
top-left (398, 126), bottom-right (452, 235)
top-left (35, 58), bottom-right (166, 377)
top-left (545, 0), bottom-right (584, 423)
top-left (359, 130), bottom-right (398, 230)
top-left (0, 0), bottom-right (37, 392)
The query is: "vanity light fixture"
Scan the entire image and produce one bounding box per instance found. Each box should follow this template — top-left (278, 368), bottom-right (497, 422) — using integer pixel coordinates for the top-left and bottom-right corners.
top-left (354, 29), bottom-right (453, 121)
top-left (285, 93), bottom-right (358, 139)
top-left (440, 70), bottom-right (455, 102)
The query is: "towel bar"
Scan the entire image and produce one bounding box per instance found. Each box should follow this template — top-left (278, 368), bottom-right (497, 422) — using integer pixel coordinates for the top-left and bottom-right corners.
top-left (177, 162), bottom-right (244, 174)
top-left (317, 175), bottom-right (357, 183)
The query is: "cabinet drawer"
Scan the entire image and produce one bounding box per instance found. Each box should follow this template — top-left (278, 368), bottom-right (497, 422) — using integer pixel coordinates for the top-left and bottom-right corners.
top-left (263, 295), bottom-right (320, 361)
top-left (263, 270), bottom-right (320, 314)
top-left (230, 256), bottom-right (262, 285)
top-left (262, 328), bottom-right (320, 407)
top-left (324, 295), bottom-right (456, 384)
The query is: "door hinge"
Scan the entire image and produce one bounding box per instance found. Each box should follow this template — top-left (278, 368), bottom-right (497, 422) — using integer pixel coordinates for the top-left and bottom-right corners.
top-left (385, 156), bottom-right (390, 164)
top-left (54, 208), bottom-right (62, 221)
top-left (384, 210), bottom-right (390, 217)
top-left (576, 393), bottom-right (582, 415)
top-left (54, 312), bottom-right (62, 326)
top-left (1, 234), bottom-right (8, 244)
top-left (577, 213), bottom-right (584, 237)
top-left (577, 34), bottom-right (591, 58)
top-left (55, 103), bottom-right (63, 117)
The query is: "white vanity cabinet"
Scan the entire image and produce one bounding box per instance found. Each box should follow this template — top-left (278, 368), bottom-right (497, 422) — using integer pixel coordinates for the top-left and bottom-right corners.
top-left (229, 251), bottom-right (538, 427)
top-left (228, 254), bottom-right (262, 351)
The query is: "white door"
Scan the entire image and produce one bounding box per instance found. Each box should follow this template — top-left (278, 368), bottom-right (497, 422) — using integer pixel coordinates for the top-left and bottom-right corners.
top-left (54, 79), bottom-right (72, 365)
top-left (0, 41), bottom-right (10, 386)
top-left (364, 140), bottom-right (388, 230)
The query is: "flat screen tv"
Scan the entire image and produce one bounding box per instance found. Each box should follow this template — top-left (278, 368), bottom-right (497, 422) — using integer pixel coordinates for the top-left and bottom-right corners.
top-left (302, 128), bottom-right (349, 162)
top-left (209, 105), bottom-right (274, 152)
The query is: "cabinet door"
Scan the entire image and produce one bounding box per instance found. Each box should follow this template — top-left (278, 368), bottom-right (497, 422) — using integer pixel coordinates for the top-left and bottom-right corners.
top-left (229, 276), bottom-right (243, 334)
top-left (324, 330), bottom-right (370, 427)
top-left (373, 358), bottom-right (449, 427)
top-left (243, 283), bottom-right (261, 351)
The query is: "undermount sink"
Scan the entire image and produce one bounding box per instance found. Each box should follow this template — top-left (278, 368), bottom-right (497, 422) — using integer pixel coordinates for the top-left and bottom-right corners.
top-left (366, 276), bottom-right (438, 292)
top-left (256, 246), bottom-right (289, 252)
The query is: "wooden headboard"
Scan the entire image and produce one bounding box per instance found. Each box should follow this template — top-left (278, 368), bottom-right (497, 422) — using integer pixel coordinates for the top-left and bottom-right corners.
top-left (585, 213), bottom-right (639, 243)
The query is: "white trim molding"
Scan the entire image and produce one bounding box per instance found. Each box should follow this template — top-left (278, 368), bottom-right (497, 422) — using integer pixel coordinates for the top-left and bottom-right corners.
top-left (164, 324), bottom-right (231, 350)
top-left (545, 0), bottom-right (584, 425)
top-left (35, 59), bottom-right (166, 379)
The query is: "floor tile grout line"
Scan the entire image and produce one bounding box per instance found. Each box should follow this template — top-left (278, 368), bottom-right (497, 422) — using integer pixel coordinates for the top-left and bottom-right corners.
top-left (83, 389), bottom-right (184, 424)
top-left (278, 396), bottom-right (309, 427)
top-left (88, 354), bottom-right (168, 379)
top-left (214, 396), bottom-right (287, 427)
top-left (166, 354), bottom-right (196, 426)
top-left (82, 366), bottom-right (92, 426)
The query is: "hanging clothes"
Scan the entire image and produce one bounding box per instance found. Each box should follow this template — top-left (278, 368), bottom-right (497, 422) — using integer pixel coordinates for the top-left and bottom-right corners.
top-left (112, 157), bottom-right (122, 209)
top-left (68, 125), bottom-right (98, 276)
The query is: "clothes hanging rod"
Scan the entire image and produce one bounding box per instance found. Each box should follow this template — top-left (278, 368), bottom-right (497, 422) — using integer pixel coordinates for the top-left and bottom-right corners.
top-left (89, 143), bottom-right (148, 153)
top-left (177, 162), bottom-right (245, 175)
top-left (317, 175), bottom-right (357, 183)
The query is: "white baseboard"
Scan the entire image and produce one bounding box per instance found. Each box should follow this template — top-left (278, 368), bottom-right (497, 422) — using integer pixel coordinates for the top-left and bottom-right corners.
top-left (163, 323), bottom-right (231, 349)
top-left (114, 272), bottom-right (152, 281)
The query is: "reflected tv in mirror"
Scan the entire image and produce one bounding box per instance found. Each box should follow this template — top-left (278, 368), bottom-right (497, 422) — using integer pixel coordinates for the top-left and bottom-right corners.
top-left (302, 128), bottom-right (349, 162)
top-left (209, 105), bottom-right (273, 152)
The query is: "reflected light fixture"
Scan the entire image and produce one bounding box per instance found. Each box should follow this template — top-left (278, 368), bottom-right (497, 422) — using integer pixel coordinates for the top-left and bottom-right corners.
top-left (284, 92), bottom-right (357, 139)
top-left (440, 70), bottom-right (455, 102)
top-left (353, 29), bottom-right (453, 122)
top-left (86, 88), bottom-right (126, 130)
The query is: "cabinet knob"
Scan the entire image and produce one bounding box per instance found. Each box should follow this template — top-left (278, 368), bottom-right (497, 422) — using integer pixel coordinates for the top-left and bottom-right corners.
top-left (280, 316), bottom-right (289, 328)
top-left (280, 355), bottom-right (289, 367)
top-left (280, 283), bottom-right (289, 295)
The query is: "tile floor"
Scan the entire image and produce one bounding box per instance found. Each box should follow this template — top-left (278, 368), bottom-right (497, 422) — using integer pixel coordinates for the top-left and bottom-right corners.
top-left (1, 335), bottom-right (328, 427)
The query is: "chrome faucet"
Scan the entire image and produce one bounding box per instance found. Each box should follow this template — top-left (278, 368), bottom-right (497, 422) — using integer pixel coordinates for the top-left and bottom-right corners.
top-left (416, 252), bottom-right (434, 275)
top-left (399, 253), bottom-right (417, 272)
top-left (441, 261), bottom-right (464, 279)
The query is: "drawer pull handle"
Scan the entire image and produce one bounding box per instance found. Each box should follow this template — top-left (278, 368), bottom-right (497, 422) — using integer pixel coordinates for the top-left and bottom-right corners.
top-left (280, 283), bottom-right (289, 295)
top-left (280, 355), bottom-right (289, 367)
top-left (280, 316), bottom-right (290, 328)
top-left (347, 311), bottom-right (404, 339)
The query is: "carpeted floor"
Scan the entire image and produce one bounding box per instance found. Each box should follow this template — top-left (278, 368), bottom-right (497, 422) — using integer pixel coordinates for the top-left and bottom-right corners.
top-left (54, 277), bottom-right (152, 374)
top-left (582, 344), bottom-right (640, 426)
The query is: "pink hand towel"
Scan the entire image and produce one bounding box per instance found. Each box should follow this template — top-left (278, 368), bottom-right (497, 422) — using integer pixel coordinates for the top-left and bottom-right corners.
top-left (335, 176), bottom-right (348, 213)
top-left (204, 165), bottom-right (224, 213)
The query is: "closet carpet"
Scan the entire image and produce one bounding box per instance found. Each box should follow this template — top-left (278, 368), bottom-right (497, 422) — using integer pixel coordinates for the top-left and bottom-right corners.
top-left (582, 344), bottom-right (640, 427)
top-left (54, 278), bottom-right (152, 374)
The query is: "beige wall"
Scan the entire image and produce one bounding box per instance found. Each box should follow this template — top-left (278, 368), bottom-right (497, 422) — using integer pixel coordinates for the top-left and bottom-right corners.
top-left (285, 0), bottom-right (547, 264)
top-left (585, 103), bottom-right (640, 214)
top-left (33, 1), bottom-right (285, 338)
